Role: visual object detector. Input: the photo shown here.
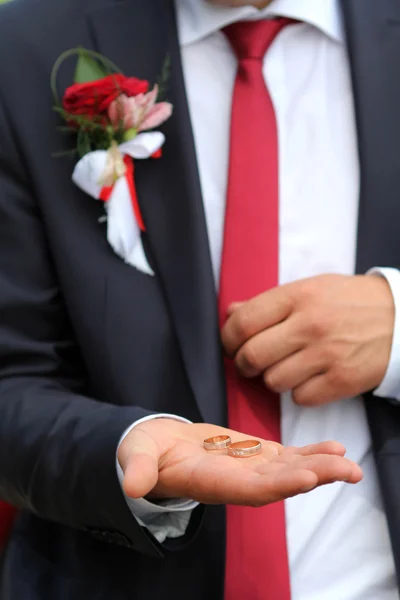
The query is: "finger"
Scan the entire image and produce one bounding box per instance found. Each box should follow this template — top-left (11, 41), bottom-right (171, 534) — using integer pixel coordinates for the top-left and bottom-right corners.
top-left (257, 455), bottom-right (361, 503)
top-left (121, 428), bottom-right (160, 499)
top-left (297, 454), bottom-right (363, 485)
top-left (254, 466), bottom-right (319, 503)
top-left (284, 441), bottom-right (347, 457)
top-left (221, 286), bottom-right (293, 357)
top-left (263, 348), bottom-right (326, 393)
top-left (235, 320), bottom-right (303, 378)
top-left (244, 453), bottom-right (361, 504)
top-left (257, 467), bottom-right (320, 502)
top-left (180, 455), bottom-right (316, 505)
top-left (292, 373), bottom-right (342, 407)
top-left (176, 452), bottom-right (361, 506)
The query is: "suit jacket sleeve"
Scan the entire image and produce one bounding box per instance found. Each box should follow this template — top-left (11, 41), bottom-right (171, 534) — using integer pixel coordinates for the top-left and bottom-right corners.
top-left (0, 76), bottom-right (169, 557)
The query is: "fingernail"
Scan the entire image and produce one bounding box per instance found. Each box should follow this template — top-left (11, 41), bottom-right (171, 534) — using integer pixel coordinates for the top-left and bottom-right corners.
top-left (301, 483), bottom-right (317, 493)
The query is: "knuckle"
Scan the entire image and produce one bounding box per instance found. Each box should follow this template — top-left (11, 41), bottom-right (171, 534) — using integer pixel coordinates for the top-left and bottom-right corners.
top-left (239, 343), bottom-right (262, 373)
top-left (234, 310), bottom-right (253, 341)
top-left (264, 370), bottom-right (283, 393)
top-left (298, 278), bottom-right (320, 303)
top-left (306, 311), bottom-right (332, 339)
top-left (326, 365), bottom-right (354, 392)
top-left (297, 274), bottom-right (335, 305)
top-left (280, 291), bottom-right (295, 315)
top-left (319, 344), bottom-right (340, 367)
top-left (326, 367), bottom-right (342, 386)
top-left (292, 389), bottom-right (305, 405)
top-left (292, 388), bottom-right (314, 406)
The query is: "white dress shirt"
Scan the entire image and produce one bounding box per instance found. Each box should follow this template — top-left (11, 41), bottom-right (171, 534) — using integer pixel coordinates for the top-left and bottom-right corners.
top-left (118, 1), bottom-right (400, 598)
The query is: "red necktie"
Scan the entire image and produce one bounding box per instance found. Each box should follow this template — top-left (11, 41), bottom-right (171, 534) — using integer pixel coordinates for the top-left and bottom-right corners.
top-left (220, 19), bottom-right (295, 600)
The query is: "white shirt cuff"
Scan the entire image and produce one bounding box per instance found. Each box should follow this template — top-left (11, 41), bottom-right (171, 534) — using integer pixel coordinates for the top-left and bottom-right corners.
top-left (368, 267), bottom-right (400, 401)
top-left (116, 414), bottom-right (199, 543)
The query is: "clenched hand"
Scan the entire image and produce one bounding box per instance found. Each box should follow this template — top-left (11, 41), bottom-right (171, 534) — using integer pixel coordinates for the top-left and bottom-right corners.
top-left (222, 274), bottom-right (394, 406)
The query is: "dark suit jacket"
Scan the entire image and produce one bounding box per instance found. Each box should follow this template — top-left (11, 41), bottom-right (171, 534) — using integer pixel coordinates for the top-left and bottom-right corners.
top-left (1, 0), bottom-right (400, 598)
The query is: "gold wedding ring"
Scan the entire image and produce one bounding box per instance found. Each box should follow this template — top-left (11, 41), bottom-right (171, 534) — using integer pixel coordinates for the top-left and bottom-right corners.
top-left (203, 435), bottom-right (232, 451)
top-left (227, 440), bottom-right (262, 458)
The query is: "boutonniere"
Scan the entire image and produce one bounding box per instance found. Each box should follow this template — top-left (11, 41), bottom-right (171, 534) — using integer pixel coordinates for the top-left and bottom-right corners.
top-left (51, 49), bottom-right (172, 275)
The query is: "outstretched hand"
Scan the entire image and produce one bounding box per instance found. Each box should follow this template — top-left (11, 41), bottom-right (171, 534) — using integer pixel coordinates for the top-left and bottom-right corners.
top-left (118, 419), bottom-right (363, 506)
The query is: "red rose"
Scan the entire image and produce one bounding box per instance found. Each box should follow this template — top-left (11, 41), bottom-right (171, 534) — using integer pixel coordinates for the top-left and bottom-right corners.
top-left (63, 74), bottom-right (149, 118)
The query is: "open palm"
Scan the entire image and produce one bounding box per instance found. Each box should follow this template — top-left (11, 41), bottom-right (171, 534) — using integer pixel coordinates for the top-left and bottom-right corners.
top-left (119, 420), bottom-right (363, 507)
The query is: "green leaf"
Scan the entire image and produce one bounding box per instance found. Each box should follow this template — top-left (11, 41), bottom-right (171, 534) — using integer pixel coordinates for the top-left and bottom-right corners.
top-left (74, 51), bottom-right (108, 84)
top-left (77, 128), bottom-right (92, 158)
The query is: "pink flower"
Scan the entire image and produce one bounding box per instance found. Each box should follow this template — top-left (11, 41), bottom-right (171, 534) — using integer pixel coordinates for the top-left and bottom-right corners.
top-left (108, 85), bottom-right (173, 133)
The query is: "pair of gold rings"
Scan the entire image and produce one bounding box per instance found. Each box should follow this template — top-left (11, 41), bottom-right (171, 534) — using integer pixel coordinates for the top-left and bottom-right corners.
top-left (203, 435), bottom-right (262, 458)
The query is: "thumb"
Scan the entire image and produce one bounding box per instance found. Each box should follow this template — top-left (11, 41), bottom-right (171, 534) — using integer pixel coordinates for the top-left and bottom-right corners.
top-left (119, 429), bottom-right (160, 499)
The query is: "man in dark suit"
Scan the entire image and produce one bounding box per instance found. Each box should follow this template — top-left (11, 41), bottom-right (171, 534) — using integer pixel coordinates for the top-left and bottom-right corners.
top-left (0, 0), bottom-right (399, 598)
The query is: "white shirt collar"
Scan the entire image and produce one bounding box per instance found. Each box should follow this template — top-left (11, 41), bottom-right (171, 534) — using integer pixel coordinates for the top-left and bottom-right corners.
top-left (176, 0), bottom-right (344, 46)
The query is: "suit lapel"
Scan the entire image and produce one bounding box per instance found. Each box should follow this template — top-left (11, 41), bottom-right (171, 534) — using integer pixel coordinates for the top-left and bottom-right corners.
top-left (86, 0), bottom-right (226, 426)
top-left (343, 2), bottom-right (400, 565)
top-left (342, 0), bottom-right (400, 272)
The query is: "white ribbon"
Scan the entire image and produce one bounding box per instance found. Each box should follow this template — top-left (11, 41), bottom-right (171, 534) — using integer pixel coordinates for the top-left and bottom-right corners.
top-left (72, 132), bottom-right (165, 276)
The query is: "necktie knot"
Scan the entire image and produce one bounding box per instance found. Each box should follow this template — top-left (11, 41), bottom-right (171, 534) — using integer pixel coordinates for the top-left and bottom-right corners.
top-left (224, 18), bottom-right (294, 61)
